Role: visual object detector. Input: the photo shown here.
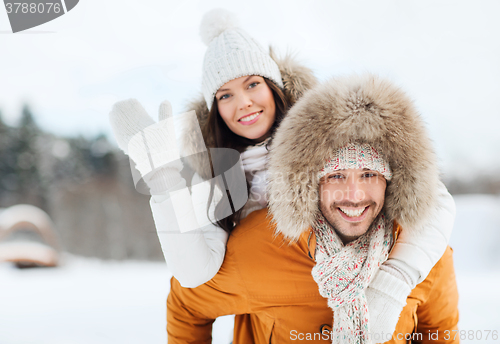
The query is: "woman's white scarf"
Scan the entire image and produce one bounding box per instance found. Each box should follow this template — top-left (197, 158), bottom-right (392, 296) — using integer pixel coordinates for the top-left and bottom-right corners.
top-left (240, 139), bottom-right (270, 210)
top-left (312, 214), bottom-right (393, 343)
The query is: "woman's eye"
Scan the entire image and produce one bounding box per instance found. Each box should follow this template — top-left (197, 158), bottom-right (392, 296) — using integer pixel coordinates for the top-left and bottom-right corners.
top-left (219, 94), bottom-right (230, 100)
top-left (328, 174), bottom-right (344, 180)
top-left (248, 82), bottom-right (259, 89)
top-left (363, 172), bottom-right (376, 178)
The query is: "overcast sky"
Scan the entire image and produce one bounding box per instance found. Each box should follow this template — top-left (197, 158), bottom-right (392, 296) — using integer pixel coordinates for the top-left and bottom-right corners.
top-left (1, 0), bottom-right (499, 177)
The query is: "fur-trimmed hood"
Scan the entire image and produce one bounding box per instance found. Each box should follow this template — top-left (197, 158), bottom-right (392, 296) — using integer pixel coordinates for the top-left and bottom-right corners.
top-left (180, 49), bottom-right (318, 179)
top-left (268, 74), bottom-right (439, 241)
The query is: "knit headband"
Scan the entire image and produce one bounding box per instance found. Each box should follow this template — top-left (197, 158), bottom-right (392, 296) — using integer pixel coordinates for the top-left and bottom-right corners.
top-left (318, 143), bottom-right (393, 181)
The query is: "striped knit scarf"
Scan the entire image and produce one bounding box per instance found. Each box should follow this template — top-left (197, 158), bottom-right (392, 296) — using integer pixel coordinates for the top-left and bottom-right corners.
top-left (311, 214), bottom-right (393, 343)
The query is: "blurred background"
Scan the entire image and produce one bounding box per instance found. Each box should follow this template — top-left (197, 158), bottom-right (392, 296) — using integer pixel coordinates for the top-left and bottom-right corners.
top-left (1, 0), bottom-right (499, 343)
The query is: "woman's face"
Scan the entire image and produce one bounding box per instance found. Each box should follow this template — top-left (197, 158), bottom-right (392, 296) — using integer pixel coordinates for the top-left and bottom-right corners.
top-left (215, 75), bottom-right (276, 141)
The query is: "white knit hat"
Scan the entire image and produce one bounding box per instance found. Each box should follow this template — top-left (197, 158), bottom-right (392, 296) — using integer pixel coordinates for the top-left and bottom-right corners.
top-left (200, 8), bottom-right (283, 110)
top-left (319, 143), bottom-right (393, 180)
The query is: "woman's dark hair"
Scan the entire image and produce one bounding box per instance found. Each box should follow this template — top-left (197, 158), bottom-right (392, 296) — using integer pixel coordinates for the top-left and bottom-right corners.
top-left (206, 77), bottom-right (290, 233)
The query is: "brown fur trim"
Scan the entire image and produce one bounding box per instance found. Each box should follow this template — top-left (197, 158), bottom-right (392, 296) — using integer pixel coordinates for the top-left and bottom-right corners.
top-left (267, 74), bottom-right (439, 241)
top-left (179, 48), bottom-right (317, 180)
top-left (269, 47), bottom-right (318, 106)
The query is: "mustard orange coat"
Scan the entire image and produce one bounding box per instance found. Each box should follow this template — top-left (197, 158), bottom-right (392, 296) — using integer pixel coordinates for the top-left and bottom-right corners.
top-left (167, 210), bottom-right (459, 343)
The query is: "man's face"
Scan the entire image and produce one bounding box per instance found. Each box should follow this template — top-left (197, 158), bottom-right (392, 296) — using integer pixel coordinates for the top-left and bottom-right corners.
top-left (319, 168), bottom-right (387, 244)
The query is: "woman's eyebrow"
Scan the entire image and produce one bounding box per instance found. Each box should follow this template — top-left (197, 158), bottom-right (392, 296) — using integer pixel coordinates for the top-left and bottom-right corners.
top-left (217, 76), bottom-right (254, 94)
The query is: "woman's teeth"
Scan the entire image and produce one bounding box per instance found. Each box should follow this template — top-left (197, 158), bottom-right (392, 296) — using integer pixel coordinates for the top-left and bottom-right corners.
top-left (240, 111), bottom-right (261, 122)
top-left (339, 207), bottom-right (366, 217)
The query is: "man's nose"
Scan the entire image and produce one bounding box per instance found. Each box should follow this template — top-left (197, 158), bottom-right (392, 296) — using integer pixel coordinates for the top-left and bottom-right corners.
top-left (345, 178), bottom-right (365, 202)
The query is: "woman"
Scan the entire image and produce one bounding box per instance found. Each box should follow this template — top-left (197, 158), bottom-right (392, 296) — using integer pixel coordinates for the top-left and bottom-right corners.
top-left (109, 8), bottom-right (455, 335)
top-left (110, 8), bottom-right (317, 287)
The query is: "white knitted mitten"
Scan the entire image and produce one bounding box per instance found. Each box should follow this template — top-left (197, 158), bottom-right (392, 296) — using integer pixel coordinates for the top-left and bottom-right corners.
top-left (366, 265), bottom-right (412, 342)
top-left (109, 99), bottom-right (184, 194)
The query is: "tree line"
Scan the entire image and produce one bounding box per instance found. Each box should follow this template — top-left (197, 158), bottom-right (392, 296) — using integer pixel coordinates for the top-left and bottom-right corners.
top-left (0, 106), bottom-right (163, 261)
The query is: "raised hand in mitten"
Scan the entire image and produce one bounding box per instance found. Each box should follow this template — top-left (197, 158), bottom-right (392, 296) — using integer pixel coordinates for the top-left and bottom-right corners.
top-left (109, 99), bottom-right (185, 195)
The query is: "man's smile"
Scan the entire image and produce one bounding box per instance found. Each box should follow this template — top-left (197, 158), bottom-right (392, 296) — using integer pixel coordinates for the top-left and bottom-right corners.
top-left (337, 206), bottom-right (370, 222)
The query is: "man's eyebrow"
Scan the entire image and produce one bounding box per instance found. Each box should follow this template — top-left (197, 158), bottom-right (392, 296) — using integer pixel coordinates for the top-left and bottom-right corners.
top-left (319, 171), bottom-right (342, 181)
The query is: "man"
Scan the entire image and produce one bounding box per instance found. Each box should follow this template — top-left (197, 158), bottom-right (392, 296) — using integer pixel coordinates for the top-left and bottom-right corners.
top-left (167, 75), bottom-right (459, 343)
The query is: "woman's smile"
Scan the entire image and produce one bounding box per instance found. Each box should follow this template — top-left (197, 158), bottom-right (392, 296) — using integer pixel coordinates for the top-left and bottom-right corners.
top-left (238, 110), bottom-right (263, 125)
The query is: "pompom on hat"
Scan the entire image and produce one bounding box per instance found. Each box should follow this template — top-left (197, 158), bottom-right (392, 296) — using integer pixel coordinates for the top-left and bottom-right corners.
top-left (200, 8), bottom-right (283, 110)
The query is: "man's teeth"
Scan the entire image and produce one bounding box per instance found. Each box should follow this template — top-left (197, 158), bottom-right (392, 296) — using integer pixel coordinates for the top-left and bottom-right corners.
top-left (339, 207), bottom-right (366, 217)
top-left (240, 111), bottom-right (261, 122)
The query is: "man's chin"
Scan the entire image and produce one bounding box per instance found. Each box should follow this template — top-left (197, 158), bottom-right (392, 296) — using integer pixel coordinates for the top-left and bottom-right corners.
top-left (338, 223), bottom-right (370, 237)
top-left (327, 216), bottom-right (374, 243)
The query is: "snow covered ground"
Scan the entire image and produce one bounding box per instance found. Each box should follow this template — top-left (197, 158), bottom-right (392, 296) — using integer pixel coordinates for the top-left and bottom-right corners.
top-left (1, 194), bottom-right (499, 343)
top-left (449, 194), bottom-right (500, 340)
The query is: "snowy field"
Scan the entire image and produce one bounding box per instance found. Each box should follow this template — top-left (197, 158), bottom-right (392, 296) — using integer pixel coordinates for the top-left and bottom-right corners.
top-left (1, 194), bottom-right (499, 344)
